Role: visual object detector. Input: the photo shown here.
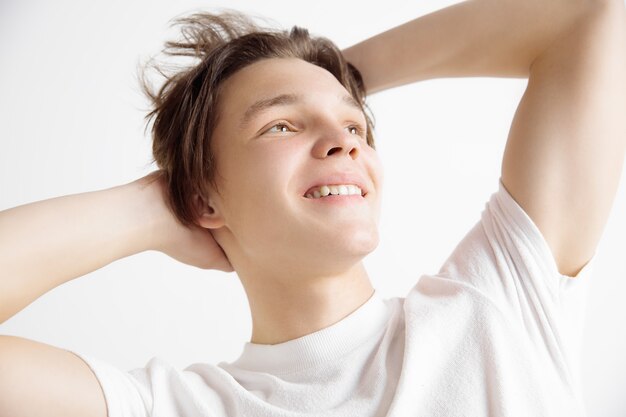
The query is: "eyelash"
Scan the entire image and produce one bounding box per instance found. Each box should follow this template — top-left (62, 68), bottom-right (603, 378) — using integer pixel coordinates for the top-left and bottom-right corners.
top-left (264, 122), bottom-right (366, 137)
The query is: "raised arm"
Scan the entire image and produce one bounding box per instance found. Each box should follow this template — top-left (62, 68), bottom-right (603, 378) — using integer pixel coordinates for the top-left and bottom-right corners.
top-left (0, 171), bottom-right (232, 417)
top-left (343, 0), bottom-right (595, 92)
top-left (344, 0), bottom-right (626, 278)
top-left (501, 3), bottom-right (626, 277)
top-left (0, 171), bottom-right (232, 324)
top-left (0, 177), bottom-right (155, 324)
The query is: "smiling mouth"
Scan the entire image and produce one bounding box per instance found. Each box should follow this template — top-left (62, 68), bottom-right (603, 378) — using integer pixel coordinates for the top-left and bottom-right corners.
top-left (304, 184), bottom-right (365, 199)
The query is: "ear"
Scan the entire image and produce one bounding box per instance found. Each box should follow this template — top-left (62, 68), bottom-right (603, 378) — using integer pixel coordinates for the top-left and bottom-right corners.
top-left (193, 193), bottom-right (225, 229)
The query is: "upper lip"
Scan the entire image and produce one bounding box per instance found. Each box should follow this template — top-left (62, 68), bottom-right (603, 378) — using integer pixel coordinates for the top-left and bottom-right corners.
top-left (302, 172), bottom-right (370, 197)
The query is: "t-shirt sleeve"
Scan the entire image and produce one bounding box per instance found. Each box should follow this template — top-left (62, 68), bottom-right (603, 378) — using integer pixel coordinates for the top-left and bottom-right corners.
top-left (436, 177), bottom-right (597, 359)
top-left (70, 352), bottom-right (229, 417)
top-left (71, 351), bottom-right (153, 417)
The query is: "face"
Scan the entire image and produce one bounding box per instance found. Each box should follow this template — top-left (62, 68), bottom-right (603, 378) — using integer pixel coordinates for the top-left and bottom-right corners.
top-left (203, 57), bottom-right (384, 277)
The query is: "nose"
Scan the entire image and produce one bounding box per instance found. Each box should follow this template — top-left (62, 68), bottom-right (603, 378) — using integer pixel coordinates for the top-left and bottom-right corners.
top-left (312, 125), bottom-right (361, 160)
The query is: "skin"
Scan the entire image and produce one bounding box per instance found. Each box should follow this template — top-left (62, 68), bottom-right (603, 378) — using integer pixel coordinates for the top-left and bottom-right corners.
top-left (1, 3), bottom-right (621, 416)
top-left (195, 57), bottom-right (385, 345)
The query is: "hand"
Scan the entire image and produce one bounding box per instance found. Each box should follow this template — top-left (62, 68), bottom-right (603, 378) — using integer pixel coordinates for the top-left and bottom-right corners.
top-left (133, 171), bottom-right (234, 272)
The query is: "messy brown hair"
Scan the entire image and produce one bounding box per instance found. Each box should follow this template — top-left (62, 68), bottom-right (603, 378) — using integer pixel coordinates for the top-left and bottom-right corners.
top-left (141, 10), bottom-right (376, 227)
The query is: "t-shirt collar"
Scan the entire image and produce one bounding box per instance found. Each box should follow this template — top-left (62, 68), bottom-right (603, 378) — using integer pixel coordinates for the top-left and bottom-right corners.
top-left (223, 290), bottom-right (390, 375)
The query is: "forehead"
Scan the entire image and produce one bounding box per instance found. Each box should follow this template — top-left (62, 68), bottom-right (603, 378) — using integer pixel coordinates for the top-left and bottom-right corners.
top-left (217, 57), bottom-right (355, 125)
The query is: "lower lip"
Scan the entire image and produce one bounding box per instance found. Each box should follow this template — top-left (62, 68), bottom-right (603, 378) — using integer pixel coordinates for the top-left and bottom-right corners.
top-left (303, 194), bottom-right (367, 204)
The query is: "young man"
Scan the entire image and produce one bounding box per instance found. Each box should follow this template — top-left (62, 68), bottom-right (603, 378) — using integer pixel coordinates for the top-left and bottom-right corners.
top-left (1, 0), bottom-right (624, 416)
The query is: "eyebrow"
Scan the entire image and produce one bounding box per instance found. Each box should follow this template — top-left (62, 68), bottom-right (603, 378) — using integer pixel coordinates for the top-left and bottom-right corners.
top-left (239, 92), bottom-right (363, 129)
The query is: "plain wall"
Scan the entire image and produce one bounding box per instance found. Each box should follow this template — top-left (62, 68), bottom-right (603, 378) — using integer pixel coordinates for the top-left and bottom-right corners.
top-left (1, 0), bottom-right (624, 415)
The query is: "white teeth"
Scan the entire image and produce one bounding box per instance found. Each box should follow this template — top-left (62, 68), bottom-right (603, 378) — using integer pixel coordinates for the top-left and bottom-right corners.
top-left (305, 184), bottom-right (363, 199)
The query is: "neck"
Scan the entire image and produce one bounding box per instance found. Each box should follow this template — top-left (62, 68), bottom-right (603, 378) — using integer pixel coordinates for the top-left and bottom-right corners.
top-left (239, 261), bottom-right (374, 345)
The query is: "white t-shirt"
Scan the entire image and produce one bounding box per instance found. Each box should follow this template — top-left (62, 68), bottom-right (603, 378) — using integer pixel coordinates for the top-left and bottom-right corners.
top-left (73, 178), bottom-right (596, 417)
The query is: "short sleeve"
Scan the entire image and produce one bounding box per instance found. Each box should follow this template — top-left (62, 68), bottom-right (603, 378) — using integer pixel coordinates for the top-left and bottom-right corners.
top-left (436, 178), bottom-right (598, 369)
top-left (70, 352), bottom-right (231, 417)
top-left (71, 351), bottom-right (152, 417)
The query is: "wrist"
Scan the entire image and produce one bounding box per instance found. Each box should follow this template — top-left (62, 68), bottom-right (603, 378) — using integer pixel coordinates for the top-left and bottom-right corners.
top-left (124, 171), bottom-right (178, 254)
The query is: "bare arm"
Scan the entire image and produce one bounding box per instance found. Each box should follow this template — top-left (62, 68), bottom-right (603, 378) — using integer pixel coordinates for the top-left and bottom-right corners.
top-left (342, 0), bottom-right (595, 93)
top-left (345, 0), bottom-right (626, 277)
top-left (0, 178), bottom-right (155, 324)
top-left (0, 181), bottom-right (156, 417)
top-left (0, 171), bottom-right (232, 324)
top-left (500, 3), bottom-right (626, 277)
top-left (0, 171), bottom-right (232, 417)
top-left (0, 335), bottom-right (109, 417)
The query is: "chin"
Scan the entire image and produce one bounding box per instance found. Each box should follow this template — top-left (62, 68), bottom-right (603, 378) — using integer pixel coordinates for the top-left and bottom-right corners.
top-left (329, 226), bottom-right (379, 259)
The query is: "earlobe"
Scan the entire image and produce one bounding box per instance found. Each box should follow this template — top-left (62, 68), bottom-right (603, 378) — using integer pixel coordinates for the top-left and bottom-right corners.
top-left (196, 207), bottom-right (225, 229)
top-left (197, 212), bottom-right (222, 229)
top-left (194, 194), bottom-right (225, 229)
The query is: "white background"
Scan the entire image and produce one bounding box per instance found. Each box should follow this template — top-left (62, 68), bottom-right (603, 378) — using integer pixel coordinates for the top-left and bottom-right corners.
top-left (1, 0), bottom-right (624, 415)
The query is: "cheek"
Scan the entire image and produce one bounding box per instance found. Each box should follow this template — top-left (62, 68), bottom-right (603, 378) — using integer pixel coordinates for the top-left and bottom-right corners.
top-left (368, 150), bottom-right (384, 188)
top-left (221, 145), bottom-right (299, 224)
top-left (243, 141), bottom-right (303, 185)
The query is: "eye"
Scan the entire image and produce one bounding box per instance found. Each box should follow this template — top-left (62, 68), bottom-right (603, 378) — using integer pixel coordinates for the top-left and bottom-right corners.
top-left (347, 124), bottom-right (366, 137)
top-left (264, 122), bottom-right (294, 134)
